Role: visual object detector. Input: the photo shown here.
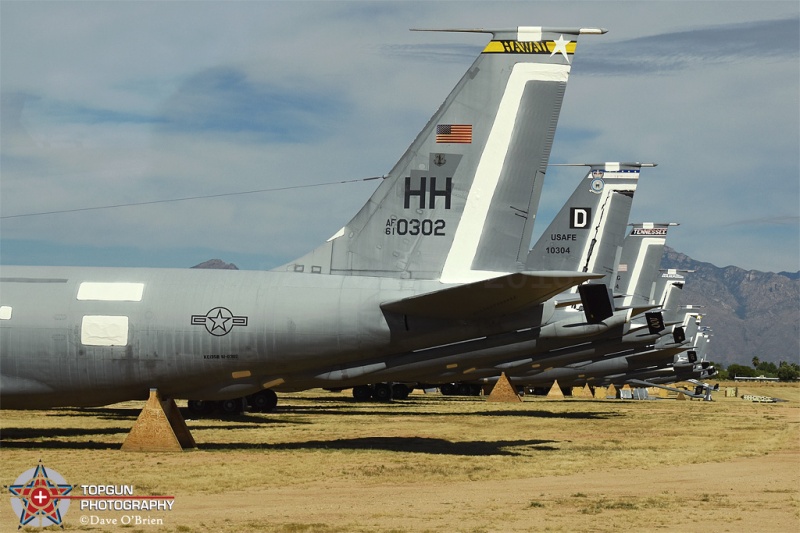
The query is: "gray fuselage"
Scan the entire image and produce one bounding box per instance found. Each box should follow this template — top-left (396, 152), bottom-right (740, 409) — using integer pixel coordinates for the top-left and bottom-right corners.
top-left (0, 266), bottom-right (434, 407)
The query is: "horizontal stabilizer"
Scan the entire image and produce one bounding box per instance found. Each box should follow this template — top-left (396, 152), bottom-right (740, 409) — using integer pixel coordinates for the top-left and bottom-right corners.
top-left (381, 271), bottom-right (601, 320)
top-left (555, 296), bottom-right (582, 308)
top-left (556, 294), bottom-right (583, 309)
top-left (626, 345), bottom-right (686, 364)
top-left (628, 304), bottom-right (661, 317)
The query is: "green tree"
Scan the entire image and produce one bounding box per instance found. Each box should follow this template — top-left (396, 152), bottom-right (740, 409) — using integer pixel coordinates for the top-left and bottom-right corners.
top-left (777, 362), bottom-right (800, 381)
top-left (727, 364), bottom-right (756, 379)
top-left (710, 362), bottom-right (728, 380)
top-left (756, 361), bottom-right (778, 376)
top-left (752, 356), bottom-right (760, 369)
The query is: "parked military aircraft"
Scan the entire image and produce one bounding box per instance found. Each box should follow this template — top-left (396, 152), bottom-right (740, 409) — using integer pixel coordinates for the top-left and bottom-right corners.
top-left (429, 222), bottom-right (684, 396)
top-left (0, 26), bottom-right (606, 410)
top-left (303, 167), bottom-right (686, 403)
top-left (257, 162), bottom-right (650, 399)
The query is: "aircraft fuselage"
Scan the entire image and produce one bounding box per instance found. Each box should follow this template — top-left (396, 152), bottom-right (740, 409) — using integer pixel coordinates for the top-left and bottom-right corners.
top-left (0, 266), bottom-right (419, 408)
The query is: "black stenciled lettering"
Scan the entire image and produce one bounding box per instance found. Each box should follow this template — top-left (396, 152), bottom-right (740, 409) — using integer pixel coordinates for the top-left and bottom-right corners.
top-left (428, 177), bottom-right (452, 209)
top-left (404, 177), bottom-right (426, 209)
top-left (570, 208), bottom-right (591, 229)
top-left (396, 219), bottom-right (409, 235)
top-left (498, 40), bottom-right (549, 53)
top-left (389, 218), bottom-right (447, 237)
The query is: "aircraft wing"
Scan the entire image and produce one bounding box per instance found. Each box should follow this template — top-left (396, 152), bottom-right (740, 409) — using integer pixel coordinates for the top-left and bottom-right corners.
top-left (380, 271), bottom-right (602, 320)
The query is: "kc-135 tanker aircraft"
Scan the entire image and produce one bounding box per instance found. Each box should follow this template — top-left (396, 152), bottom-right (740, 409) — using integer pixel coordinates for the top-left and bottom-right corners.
top-left (1, 26), bottom-right (615, 409)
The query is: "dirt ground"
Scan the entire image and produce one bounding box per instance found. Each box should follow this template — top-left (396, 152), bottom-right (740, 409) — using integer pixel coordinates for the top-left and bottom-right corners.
top-left (1, 382), bottom-right (798, 532)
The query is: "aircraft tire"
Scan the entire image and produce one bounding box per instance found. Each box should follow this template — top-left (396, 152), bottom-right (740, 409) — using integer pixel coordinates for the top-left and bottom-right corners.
top-left (352, 385), bottom-right (373, 402)
top-left (392, 383), bottom-right (411, 400)
top-left (457, 383), bottom-right (474, 396)
top-left (372, 383), bottom-right (393, 402)
top-left (248, 389), bottom-right (278, 413)
top-left (187, 399), bottom-right (216, 416)
top-left (219, 397), bottom-right (246, 415)
top-left (440, 383), bottom-right (456, 395)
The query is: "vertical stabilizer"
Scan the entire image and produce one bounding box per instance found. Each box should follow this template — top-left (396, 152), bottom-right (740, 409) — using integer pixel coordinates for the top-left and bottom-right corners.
top-left (527, 163), bottom-right (651, 286)
top-left (280, 27), bottom-right (605, 281)
top-left (615, 223), bottom-right (678, 307)
top-left (654, 269), bottom-right (694, 323)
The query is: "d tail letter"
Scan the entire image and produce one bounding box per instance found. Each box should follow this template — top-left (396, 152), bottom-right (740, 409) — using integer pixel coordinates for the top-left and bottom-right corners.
top-left (570, 207), bottom-right (591, 229)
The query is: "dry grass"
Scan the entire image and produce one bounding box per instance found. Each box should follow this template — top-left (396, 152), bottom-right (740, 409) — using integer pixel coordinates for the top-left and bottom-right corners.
top-left (1, 382), bottom-right (798, 532)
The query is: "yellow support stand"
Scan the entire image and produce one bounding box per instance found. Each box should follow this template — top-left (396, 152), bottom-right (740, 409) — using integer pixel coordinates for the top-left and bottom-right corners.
top-left (546, 380), bottom-right (565, 399)
top-left (122, 389), bottom-right (196, 452)
top-left (487, 373), bottom-right (522, 402)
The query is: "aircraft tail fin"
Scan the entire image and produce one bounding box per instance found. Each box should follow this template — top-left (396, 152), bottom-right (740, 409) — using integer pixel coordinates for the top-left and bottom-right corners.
top-left (654, 269), bottom-right (696, 323)
top-left (614, 223), bottom-right (678, 308)
top-left (279, 27), bottom-right (605, 281)
top-left (527, 163), bottom-right (651, 285)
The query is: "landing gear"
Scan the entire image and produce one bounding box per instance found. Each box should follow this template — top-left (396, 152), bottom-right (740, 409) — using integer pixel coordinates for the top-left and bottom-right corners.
top-left (352, 385), bottom-right (373, 401)
top-left (247, 389), bottom-right (278, 413)
top-left (187, 399), bottom-right (216, 416)
top-left (219, 397), bottom-right (246, 415)
top-left (440, 383), bottom-right (457, 395)
top-left (372, 383), bottom-right (393, 402)
top-left (439, 383), bottom-right (482, 396)
top-left (351, 383), bottom-right (413, 402)
top-left (457, 383), bottom-right (473, 396)
top-left (187, 389), bottom-right (280, 417)
top-left (392, 383), bottom-right (411, 400)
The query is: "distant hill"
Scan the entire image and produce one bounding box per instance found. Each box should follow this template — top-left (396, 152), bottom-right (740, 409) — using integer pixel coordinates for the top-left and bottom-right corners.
top-left (660, 247), bottom-right (799, 368)
top-left (192, 259), bottom-right (239, 270)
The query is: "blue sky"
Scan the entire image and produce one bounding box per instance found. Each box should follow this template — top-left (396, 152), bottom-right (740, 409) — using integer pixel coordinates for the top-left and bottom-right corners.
top-left (1, 1), bottom-right (798, 273)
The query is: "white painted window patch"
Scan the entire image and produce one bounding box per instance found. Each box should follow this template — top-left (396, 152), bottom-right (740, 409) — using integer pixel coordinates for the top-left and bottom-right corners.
top-left (77, 282), bottom-right (144, 302)
top-left (0, 306), bottom-right (12, 320)
top-left (81, 315), bottom-right (129, 346)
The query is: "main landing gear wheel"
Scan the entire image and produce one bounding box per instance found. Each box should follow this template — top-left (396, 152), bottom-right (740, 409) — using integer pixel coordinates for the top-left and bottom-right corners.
top-left (440, 383), bottom-right (457, 395)
top-left (219, 397), bottom-right (246, 415)
top-left (248, 390), bottom-right (278, 413)
top-left (372, 383), bottom-right (393, 402)
top-left (352, 385), bottom-right (373, 402)
top-left (392, 383), bottom-right (411, 400)
top-left (187, 399), bottom-right (216, 416)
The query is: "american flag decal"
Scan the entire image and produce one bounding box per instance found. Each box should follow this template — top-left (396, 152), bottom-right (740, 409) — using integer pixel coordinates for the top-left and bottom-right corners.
top-left (436, 124), bottom-right (472, 143)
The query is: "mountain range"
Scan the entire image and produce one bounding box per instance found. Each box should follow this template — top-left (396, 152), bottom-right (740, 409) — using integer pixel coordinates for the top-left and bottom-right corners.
top-left (194, 251), bottom-right (800, 368)
top-left (659, 247), bottom-right (799, 368)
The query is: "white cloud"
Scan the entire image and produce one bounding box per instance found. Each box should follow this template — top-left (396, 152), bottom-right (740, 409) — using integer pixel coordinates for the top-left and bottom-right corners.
top-left (1, 1), bottom-right (798, 273)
